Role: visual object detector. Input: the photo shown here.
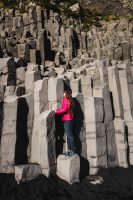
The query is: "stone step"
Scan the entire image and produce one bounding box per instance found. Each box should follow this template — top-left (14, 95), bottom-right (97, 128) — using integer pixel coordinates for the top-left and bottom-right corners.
top-left (57, 154), bottom-right (80, 184)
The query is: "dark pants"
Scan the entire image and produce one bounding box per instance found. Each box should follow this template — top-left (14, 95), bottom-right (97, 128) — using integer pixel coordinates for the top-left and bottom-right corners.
top-left (64, 120), bottom-right (75, 151)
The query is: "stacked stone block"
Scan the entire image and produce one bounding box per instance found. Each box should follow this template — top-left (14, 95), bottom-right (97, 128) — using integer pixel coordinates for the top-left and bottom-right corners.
top-left (84, 97), bottom-right (107, 175)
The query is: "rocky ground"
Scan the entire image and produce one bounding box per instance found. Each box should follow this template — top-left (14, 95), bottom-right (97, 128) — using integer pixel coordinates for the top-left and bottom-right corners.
top-left (79, 0), bottom-right (133, 15)
top-left (0, 167), bottom-right (133, 200)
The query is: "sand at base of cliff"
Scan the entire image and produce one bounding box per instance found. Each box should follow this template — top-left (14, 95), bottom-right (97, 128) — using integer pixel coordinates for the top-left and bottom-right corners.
top-left (0, 167), bottom-right (133, 200)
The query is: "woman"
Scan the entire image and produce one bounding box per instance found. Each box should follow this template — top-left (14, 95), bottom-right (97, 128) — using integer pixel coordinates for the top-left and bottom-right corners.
top-left (54, 90), bottom-right (75, 157)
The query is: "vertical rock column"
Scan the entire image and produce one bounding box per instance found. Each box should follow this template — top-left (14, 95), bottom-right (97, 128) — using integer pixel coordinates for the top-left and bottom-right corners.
top-left (23, 12), bottom-right (30, 32)
top-left (24, 93), bottom-right (34, 161)
top-left (95, 60), bottom-right (108, 85)
top-left (108, 66), bottom-right (123, 118)
top-left (7, 57), bottom-right (16, 86)
top-left (53, 13), bottom-right (60, 36)
top-left (70, 79), bottom-right (81, 94)
top-left (36, 6), bottom-right (43, 30)
top-left (18, 43), bottom-right (30, 62)
top-left (38, 110), bottom-right (56, 177)
top-left (81, 31), bottom-right (87, 52)
top-left (73, 93), bottom-right (87, 158)
top-left (84, 97), bottom-right (107, 175)
top-left (81, 74), bottom-right (92, 97)
top-left (118, 66), bottom-right (133, 165)
top-left (91, 67), bottom-right (101, 88)
top-left (107, 66), bottom-right (124, 166)
top-left (93, 84), bottom-right (118, 167)
top-left (59, 27), bottom-right (66, 53)
top-left (126, 66), bottom-right (133, 114)
top-left (37, 30), bottom-right (45, 65)
top-left (30, 78), bottom-right (49, 163)
top-left (0, 87), bottom-right (4, 148)
top-left (75, 26), bottom-right (82, 52)
top-left (25, 68), bottom-right (41, 94)
top-left (114, 118), bottom-right (128, 168)
top-left (15, 93), bottom-right (34, 164)
top-left (29, 8), bottom-right (37, 38)
top-left (0, 96), bottom-right (18, 173)
top-left (48, 77), bottom-right (65, 155)
top-left (48, 77), bottom-right (64, 110)
top-left (64, 28), bottom-right (73, 61)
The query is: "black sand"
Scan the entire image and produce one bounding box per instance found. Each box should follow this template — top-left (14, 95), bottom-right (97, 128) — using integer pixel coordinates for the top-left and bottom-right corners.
top-left (0, 167), bottom-right (133, 200)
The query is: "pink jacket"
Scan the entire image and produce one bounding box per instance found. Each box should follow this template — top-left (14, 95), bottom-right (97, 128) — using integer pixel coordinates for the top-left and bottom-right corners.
top-left (55, 97), bottom-right (74, 121)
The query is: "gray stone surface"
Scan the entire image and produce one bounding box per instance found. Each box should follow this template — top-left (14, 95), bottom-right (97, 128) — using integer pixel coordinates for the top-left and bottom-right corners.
top-left (95, 60), bottom-right (108, 85)
top-left (0, 96), bottom-right (18, 173)
top-left (70, 79), bottom-right (81, 94)
top-left (114, 118), bottom-right (128, 168)
top-left (4, 86), bottom-right (15, 99)
top-left (92, 68), bottom-right (101, 88)
top-left (108, 66), bottom-right (123, 118)
top-left (118, 67), bottom-right (133, 165)
top-left (73, 93), bottom-right (87, 158)
top-left (1, 6), bottom-right (133, 179)
top-left (37, 30), bottom-right (45, 65)
top-left (16, 67), bottom-right (25, 85)
top-left (30, 78), bottom-right (49, 163)
top-left (81, 74), bottom-right (92, 97)
top-left (93, 84), bottom-right (113, 123)
top-left (18, 44), bottom-right (30, 62)
top-left (15, 164), bottom-right (42, 184)
top-left (25, 70), bottom-right (41, 93)
top-left (57, 154), bottom-right (80, 184)
top-left (38, 110), bottom-right (56, 177)
top-left (48, 77), bottom-right (64, 110)
top-left (84, 97), bottom-right (107, 175)
top-left (84, 97), bottom-right (104, 123)
top-left (106, 121), bottom-right (119, 167)
top-left (20, 93), bottom-right (34, 161)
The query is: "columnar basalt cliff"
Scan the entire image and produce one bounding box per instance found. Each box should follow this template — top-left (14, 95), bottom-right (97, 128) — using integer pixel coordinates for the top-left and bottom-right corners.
top-left (0, 2), bottom-right (133, 182)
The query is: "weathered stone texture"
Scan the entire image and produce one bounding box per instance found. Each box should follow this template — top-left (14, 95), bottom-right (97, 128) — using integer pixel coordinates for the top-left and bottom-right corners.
top-left (118, 66), bottom-right (133, 165)
top-left (57, 154), bottom-right (80, 184)
top-left (73, 93), bottom-right (87, 158)
top-left (25, 70), bottom-right (41, 93)
top-left (114, 118), bottom-right (128, 168)
top-left (30, 78), bottom-right (49, 163)
top-left (84, 97), bottom-right (107, 175)
top-left (38, 111), bottom-right (56, 177)
top-left (48, 77), bottom-right (64, 110)
top-left (1, 6), bottom-right (133, 181)
top-left (15, 164), bottom-right (42, 184)
top-left (0, 96), bottom-right (18, 173)
top-left (108, 66), bottom-right (123, 118)
top-left (105, 121), bottom-right (119, 167)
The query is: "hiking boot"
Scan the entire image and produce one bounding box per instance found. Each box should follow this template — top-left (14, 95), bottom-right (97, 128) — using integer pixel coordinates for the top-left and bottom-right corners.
top-left (68, 150), bottom-right (75, 157)
top-left (65, 150), bottom-right (71, 156)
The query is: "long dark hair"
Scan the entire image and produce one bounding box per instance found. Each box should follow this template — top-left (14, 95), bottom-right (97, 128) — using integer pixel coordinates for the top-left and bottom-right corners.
top-left (64, 90), bottom-right (74, 115)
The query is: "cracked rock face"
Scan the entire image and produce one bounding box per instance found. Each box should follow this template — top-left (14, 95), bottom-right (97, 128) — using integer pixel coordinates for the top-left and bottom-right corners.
top-left (79, 0), bottom-right (133, 15)
top-left (0, 3), bottom-right (133, 183)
